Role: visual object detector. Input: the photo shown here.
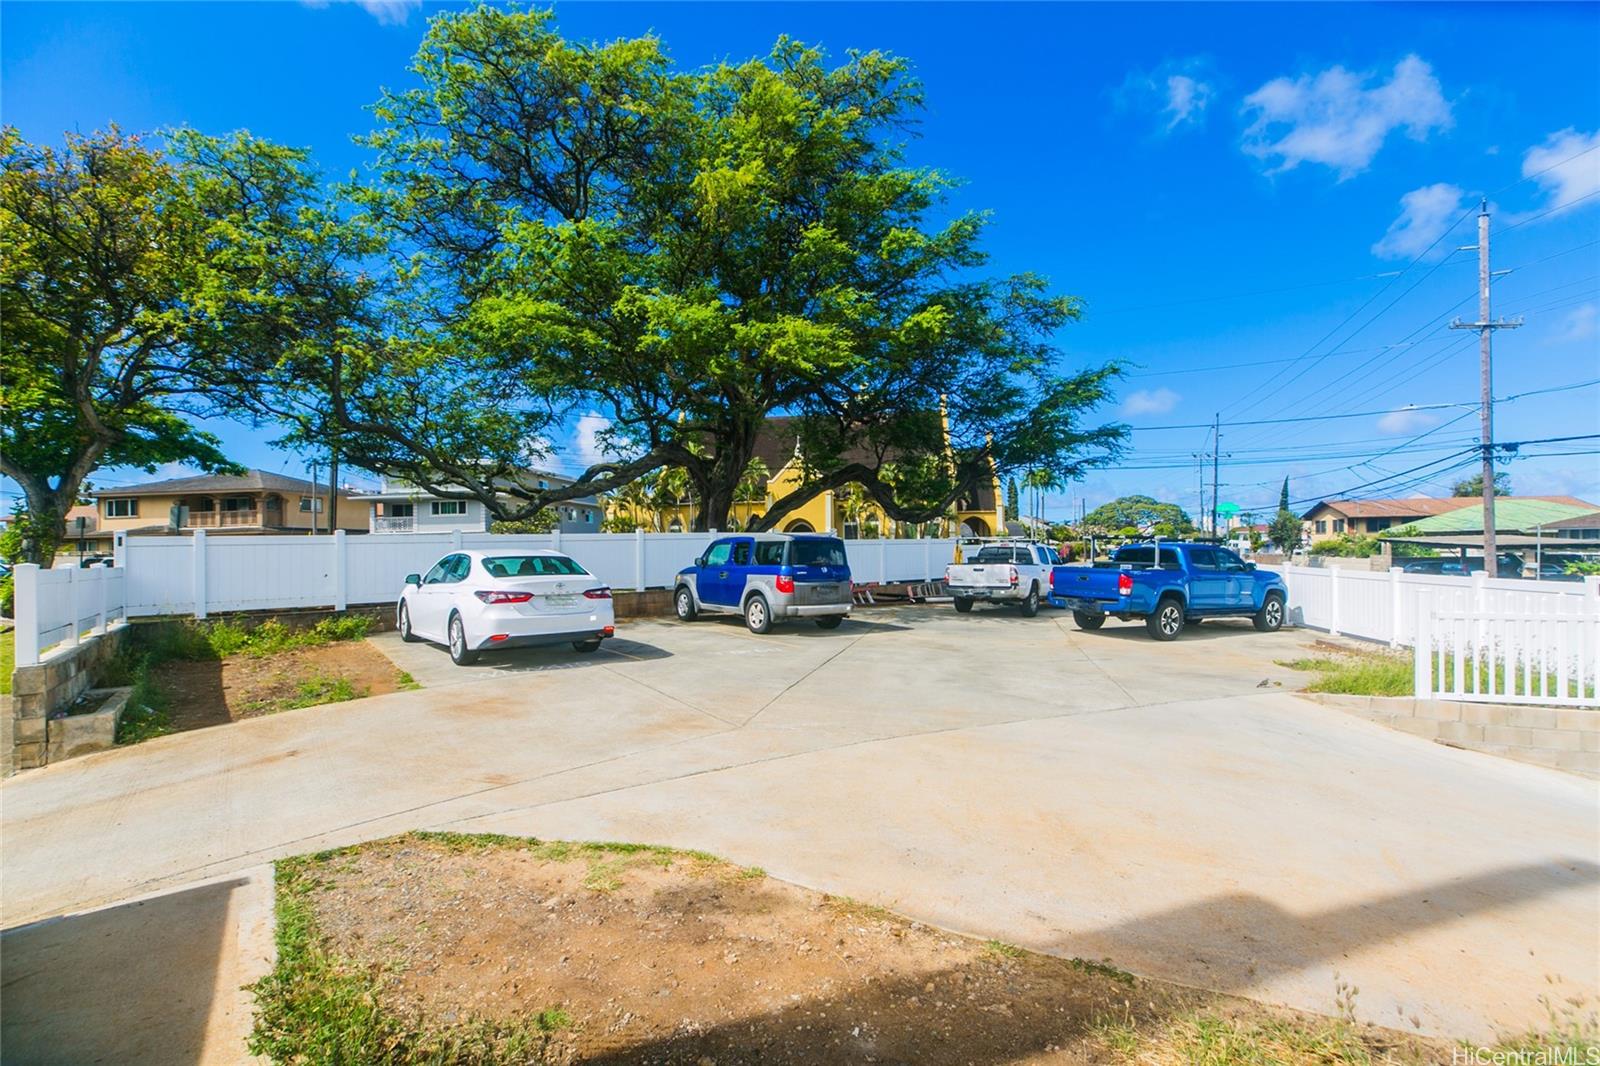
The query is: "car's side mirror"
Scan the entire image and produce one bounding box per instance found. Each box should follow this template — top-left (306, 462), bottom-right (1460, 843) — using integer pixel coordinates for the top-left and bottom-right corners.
top-left (405, 573), bottom-right (421, 587)
top-left (695, 556), bottom-right (706, 568)
top-left (1245, 561), bottom-right (1257, 571)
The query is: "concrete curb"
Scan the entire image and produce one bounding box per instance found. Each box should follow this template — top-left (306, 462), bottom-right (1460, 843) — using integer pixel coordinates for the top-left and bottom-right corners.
top-left (1299, 692), bottom-right (1599, 778)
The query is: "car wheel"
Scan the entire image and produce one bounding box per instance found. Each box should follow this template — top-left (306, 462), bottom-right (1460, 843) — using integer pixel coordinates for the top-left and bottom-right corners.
top-left (744, 594), bottom-right (772, 635)
top-left (953, 597), bottom-right (974, 613)
top-left (448, 613), bottom-right (479, 665)
top-left (572, 638), bottom-right (602, 653)
top-left (674, 586), bottom-right (698, 622)
top-left (1146, 597), bottom-right (1184, 641)
top-left (815, 615), bottom-right (844, 630)
top-left (398, 601), bottom-right (420, 643)
top-left (1019, 584), bottom-right (1040, 618)
top-left (1254, 593), bottom-right (1285, 632)
top-left (1072, 610), bottom-right (1105, 631)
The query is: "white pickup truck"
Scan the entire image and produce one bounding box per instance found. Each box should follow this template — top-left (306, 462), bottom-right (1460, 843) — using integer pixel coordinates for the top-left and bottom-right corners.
top-left (944, 540), bottom-right (1060, 617)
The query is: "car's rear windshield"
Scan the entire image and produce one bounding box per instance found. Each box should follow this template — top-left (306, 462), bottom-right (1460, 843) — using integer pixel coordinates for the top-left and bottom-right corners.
top-left (788, 538), bottom-right (847, 566)
top-left (973, 546), bottom-right (1031, 564)
top-left (1113, 546), bottom-right (1182, 569)
top-left (481, 554), bottom-right (589, 578)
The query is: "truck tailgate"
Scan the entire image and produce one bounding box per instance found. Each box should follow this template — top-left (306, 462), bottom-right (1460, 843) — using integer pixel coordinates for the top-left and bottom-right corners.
top-left (1051, 566), bottom-right (1125, 602)
top-left (947, 564), bottom-right (1016, 589)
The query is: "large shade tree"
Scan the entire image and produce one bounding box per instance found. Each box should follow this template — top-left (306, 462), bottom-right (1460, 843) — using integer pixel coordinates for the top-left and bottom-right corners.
top-left (0, 127), bottom-right (313, 564)
top-left (300, 6), bottom-right (1124, 530)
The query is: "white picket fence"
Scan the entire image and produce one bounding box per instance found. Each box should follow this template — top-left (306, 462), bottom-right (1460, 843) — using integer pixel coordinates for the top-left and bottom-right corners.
top-left (1270, 564), bottom-right (1600, 707)
top-left (11, 563), bottom-right (127, 667)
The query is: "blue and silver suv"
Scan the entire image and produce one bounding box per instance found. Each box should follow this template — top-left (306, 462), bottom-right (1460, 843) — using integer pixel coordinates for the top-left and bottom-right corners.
top-left (674, 533), bottom-right (853, 634)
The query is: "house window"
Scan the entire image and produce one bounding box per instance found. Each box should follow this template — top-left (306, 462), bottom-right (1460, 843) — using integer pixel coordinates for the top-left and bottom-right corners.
top-left (1332, 519), bottom-right (1345, 533)
top-left (104, 498), bottom-right (139, 518)
top-left (1314, 520), bottom-right (1327, 533)
top-left (1368, 518), bottom-right (1392, 532)
top-left (298, 496), bottom-right (323, 513)
top-left (538, 479), bottom-right (548, 489)
top-left (431, 500), bottom-right (467, 516)
top-left (387, 502), bottom-right (415, 518)
top-left (585, 510), bottom-right (593, 523)
top-left (222, 496), bottom-right (253, 512)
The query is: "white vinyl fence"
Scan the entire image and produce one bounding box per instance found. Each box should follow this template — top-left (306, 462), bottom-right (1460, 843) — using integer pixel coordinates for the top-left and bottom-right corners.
top-left (1269, 564), bottom-right (1600, 707)
top-left (112, 529), bottom-right (960, 620)
top-left (11, 562), bottom-right (127, 667)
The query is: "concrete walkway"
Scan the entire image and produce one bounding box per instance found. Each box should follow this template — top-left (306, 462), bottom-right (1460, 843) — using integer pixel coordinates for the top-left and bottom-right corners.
top-left (2, 607), bottom-right (1595, 1051)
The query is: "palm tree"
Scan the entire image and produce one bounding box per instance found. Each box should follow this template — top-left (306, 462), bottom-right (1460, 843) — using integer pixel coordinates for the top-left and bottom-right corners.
top-left (653, 467), bottom-right (691, 531)
top-left (612, 472), bottom-right (656, 530)
top-left (1021, 469), bottom-right (1062, 532)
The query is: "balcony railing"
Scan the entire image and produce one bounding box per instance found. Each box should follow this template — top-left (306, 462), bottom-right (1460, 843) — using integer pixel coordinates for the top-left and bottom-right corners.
top-left (187, 510), bottom-right (260, 528)
top-left (372, 516), bottom-right (416, 533)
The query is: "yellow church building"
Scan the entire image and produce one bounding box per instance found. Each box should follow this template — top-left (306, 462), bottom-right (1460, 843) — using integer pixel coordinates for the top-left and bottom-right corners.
top-left (607, 416), bottom-right (1006, 538)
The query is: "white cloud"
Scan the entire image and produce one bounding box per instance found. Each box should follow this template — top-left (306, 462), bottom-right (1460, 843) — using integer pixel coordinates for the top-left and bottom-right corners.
top-left (571, 413), bottom-right (614, 469)
top-left (1118, 59), bottom-right (1215, 134)
top-left (1554, 303), bottom-right (1598, 344)
top-left (1519, 128), bottom-right (1600, 218)
top-left (1372, 182), bottom-right (1468, 259)
top-left (300, 0), bottom-right (420, 26)
top-left (1375, 406), bottom-right (1440, 434)
top-left (1122, 387), bottom-right (1181, 417)
top-left (1242, 54), bottom-right (1452, 178)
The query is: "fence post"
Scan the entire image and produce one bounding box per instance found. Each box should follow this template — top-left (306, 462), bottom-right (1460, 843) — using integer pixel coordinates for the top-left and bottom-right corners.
top-left (192, 528), bottom-right (208, 620)
top-left (63, 566), bottom-right (80, 649)
top-left (552, 527), bottom-right (562, 553)
top-left (1388, 566), bottom-right (1402, 648)
top-left (14, 563), bottom-right (40, 666)
top-left (923, 538), bottom-right (932, 581)
top-left (634, 528), bottom-right (646, 592)
top-left (333, 529), bottom-right (347, 612)
top-left (113, 530), bottom-right (126, 568)
top-left (94, 566), bottom-right (108, 635)
top-left (1413, 591), bottom-right (1430, 698)
top-left (451, 529), bottom-right (462, 552)
top-left (879, 538), bottom-right (888, 583)
top-left (1328, 565), bottom-right (1341, 637)
top-left (1585, 575), bottom-right (1600, 614)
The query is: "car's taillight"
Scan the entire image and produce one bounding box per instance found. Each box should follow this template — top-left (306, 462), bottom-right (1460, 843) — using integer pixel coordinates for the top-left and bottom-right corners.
top-left (775, 574), bottom-right (795, 593)
top-left (1008, 565), bottom-right (1018, 586)
top-left (583, 587), bottom-right (612, 599)
top-left (1117, 573), bottom-right (1133, 596)
top-left (476, 590), bottom-right (534, 604)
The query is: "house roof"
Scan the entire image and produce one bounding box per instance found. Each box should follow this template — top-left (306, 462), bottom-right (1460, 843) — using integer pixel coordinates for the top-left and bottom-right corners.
top-left (1544, 511), bottom-right (1600, 531)
top-left (1404, 499), bottom-right (1600, 534)
top-left (1302, 497), bottom-right (1469, 520)
top-left (91, 469), bottom-right (330, 497)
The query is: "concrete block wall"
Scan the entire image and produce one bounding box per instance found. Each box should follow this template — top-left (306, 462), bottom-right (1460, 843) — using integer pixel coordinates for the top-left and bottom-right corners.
top-left (6, 626), bottom-right (130, 776)
top-left (1306, 693), bottom-right (1599, 779)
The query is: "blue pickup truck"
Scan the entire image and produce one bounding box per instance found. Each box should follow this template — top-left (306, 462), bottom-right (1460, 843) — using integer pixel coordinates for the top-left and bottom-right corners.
top-left (1050, 542), bottom-right (1288, 641)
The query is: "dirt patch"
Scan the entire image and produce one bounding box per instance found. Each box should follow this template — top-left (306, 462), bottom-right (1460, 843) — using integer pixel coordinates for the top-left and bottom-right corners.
top-left (160, 640), bottom-right (407, 732)
top-left (277, 835), bottom-right (1457, 1065)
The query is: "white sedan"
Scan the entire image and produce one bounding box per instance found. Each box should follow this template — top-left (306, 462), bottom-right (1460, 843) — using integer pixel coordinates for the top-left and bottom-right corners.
top-left (397, 549), bottom-right (615, 665)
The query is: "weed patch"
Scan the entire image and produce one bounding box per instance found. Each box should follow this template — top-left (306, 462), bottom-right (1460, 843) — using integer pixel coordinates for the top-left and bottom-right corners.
top-left (1278, 651), bottom-right (1413, 697)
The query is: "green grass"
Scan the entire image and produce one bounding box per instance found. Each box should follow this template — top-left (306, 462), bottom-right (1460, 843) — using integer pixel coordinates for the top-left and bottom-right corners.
top-left (396, 670), bottom-right (421, 691)
top-left (984, 939), bottom-right (1023, 958)
top-left (1278, 653), bottom-right (1414, 697)
top-left (0, 627), bottom-right (13, 695)
top-left (101, 646), bottom-right (173, 744)
top-left (154, 615), bottom-right (374, 662)
top-left (1281, 647), bottom-right (1596, 701)
top-left (282, 674), bottom-right (367, 711)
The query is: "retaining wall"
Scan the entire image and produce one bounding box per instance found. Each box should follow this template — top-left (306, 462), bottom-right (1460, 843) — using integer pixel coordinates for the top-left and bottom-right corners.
top-left (6, 626), bottom-right (131, 776)
top-left (1304, 692), bottom-right (1599, 779)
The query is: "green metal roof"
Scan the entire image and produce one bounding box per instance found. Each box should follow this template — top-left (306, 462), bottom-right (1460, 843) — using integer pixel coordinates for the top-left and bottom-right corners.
top-left (1403, 499), bottom-right (1600, 534)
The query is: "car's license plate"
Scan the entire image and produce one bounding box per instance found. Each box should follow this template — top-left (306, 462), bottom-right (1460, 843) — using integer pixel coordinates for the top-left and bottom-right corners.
top-left (543, 594), bottom-right (577, 607)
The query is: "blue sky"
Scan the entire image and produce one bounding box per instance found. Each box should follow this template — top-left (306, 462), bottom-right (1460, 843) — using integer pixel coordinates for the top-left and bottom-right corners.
top-left (5, 1), bottom-right (1598, 522)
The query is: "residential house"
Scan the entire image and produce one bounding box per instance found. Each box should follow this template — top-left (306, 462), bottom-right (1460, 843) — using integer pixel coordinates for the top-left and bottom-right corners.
top-left (353, 473), bottom-right (603, 535)
top-left (1399, 497), bottom-right (1600, 537)
top-left (88, 470), bottom-right (367, 545)
top-left (606, 416), bottom-right (1006, 538)
top-left (1544, 511), bottom-right (1600, 541)
top-left (1298, 497), bottom-right (1471, 544)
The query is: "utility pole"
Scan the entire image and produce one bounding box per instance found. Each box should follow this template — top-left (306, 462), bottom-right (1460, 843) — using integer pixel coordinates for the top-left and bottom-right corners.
top-left (1210, 413), bottom-right (1221, 540)
top-left (1192, 452), bottom-right (1207, 535)
top-left (1451, 199), bottom-right (1521, 577)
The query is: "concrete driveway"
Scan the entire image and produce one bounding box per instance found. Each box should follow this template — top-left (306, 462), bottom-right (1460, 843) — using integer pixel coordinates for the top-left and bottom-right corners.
top-left (2, 605), bottom-right (1596, 1052)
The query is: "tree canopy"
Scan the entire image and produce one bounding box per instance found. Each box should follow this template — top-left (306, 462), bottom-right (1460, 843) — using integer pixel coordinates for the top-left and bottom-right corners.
top-left (1083, 495), bottom-right (1193, 535)
top-left (308, 6), bottom-right (1125, 530)
top-left (1452, 472), bottom-right (1510, 497)
top-left (0, 127), bottom-right (278, 562)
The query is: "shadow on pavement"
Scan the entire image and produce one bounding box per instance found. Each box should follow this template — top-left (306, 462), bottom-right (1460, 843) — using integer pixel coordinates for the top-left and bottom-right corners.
top-left (1, 877), bottom-right (248, 1066)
